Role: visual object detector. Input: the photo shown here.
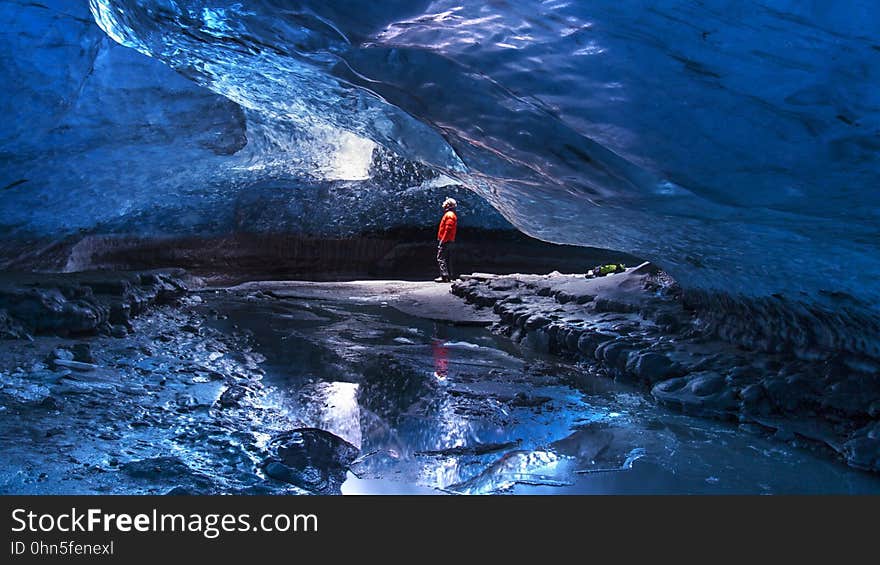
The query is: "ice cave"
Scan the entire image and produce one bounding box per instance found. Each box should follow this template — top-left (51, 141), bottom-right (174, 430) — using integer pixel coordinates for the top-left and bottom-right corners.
top-left (0, 0), bottom-right (879, 494)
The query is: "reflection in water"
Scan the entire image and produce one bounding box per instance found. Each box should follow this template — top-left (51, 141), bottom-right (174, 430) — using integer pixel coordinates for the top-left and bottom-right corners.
top-left (431, 338), bottom-right (449, 381)
top-left (300, 382), bottom-right (362, 450)
top-left (431, 322), bottom-right (451, 382)
top-left (449, 450), bottom-right (567, 494)
top-left (213, 295), bottom-right (880, 495)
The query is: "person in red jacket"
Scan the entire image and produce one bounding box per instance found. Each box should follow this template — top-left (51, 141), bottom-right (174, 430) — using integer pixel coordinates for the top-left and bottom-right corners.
top-left (435, 197), bottom-right (458, 282)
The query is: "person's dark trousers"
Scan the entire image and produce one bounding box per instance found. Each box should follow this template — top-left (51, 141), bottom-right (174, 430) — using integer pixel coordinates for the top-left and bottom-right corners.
top-left (437, 241), bottom-right (453, 280)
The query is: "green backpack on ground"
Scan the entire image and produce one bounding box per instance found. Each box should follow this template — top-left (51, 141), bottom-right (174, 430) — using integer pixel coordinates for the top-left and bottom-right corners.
top-left (586, 263), bottom-right (626, 278)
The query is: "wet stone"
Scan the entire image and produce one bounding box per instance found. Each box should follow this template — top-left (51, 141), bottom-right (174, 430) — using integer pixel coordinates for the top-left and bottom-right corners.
top-left (564, 328), bottom-right (582, 351)
top-left (47, 347), bottom-right (74, 364)
top-left (262, 462), bottom-right (327, 492)
top-left (262, 428), bottom-right (359, 494)
top-left (525, 327), bottom-right (551, 353)
top-left (724, 366), bottom-right (758, 388)
top-left (164, 485), bottom-right (204, 495)
top-left (740, 383), bottom-right (772, 416)
top-left (181, 323), bottom-right (201, 335)
top-left (39, 396), bottom-right (62, 410)
top-left (523, 315), bottom-right (550, 331)
top-left (842, 422), bottom-right (880, 472)
top-left (629, 351), bottom-right (676, 383)
top-left (71, 343), bottom-right (95, 363)
top-left (217, 384), bottom-right (249, 408)
top-left (52, 359), bottom-right (98, 372)
top-left (596, 339), bottom-right (631, 368)
top-left (762, 375), bottom-right (809, 413)
top-left (122, 456), bottom-right (193, 478)
top-left (652, 372), bottom-right (739, 418)
top-left (535, 285), bottom-right (553, 297)
top-left (577, 331), bottom-right (614, 357)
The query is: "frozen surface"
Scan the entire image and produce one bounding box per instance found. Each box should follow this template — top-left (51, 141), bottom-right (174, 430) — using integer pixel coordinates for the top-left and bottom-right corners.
top-left (3, 282), bottom-right (878, 494)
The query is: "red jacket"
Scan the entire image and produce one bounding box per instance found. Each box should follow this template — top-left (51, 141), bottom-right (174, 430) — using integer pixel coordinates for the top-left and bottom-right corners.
top-left (437, 210), bottom-right (457, 242)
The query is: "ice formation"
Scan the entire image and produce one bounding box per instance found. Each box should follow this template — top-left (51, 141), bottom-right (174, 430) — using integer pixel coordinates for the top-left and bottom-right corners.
top-left (2, 1), bottom-right (878, 337)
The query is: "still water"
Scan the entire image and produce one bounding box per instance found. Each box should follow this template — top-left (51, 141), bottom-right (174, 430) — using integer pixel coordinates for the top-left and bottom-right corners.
top-left (212, 293), bottom-right (880, 495)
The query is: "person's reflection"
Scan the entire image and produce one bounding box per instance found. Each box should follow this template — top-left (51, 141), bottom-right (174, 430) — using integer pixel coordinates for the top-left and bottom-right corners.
top-left (431, 322), bottom-right (449, 382)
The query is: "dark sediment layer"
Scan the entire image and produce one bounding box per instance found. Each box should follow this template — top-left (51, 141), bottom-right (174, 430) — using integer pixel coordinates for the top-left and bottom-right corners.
top-left (451, 267), bottom-right (880, 473)
top-left (0, 270), bottom-right (188, 339)
top-left (0, 229), bottom-right (639, 283)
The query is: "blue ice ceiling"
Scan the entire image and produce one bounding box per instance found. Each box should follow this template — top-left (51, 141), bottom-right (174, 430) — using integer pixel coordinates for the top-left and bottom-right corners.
top-left (2, 1), bottom-right (879, 307)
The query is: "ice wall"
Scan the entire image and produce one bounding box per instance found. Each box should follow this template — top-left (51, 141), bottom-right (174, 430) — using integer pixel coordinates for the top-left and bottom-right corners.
top-left (1, 1), bottom-right (878, 336)
top-left (0, 1), bottom-right (509, 247)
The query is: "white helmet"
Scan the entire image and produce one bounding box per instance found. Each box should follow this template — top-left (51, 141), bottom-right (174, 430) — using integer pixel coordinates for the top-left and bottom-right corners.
top-left (442, 197), bottom-right (457, 209)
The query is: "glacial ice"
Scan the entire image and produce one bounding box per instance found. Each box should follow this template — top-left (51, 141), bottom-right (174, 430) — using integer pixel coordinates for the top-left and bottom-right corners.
top-left (1, 1), bottom-right (879, 319)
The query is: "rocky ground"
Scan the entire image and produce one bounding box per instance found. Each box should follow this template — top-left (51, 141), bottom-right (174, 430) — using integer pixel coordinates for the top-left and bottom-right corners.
top-left (451, 265), bottom-right (880, 473)
top-left (1, 268), bottom-right (878, 495)
top-left (0, 271), bottom-right (359, 494)
top-left (0, 270), bottom-right (189, 339)
top-left (0, 270), bottom-right (595, 494)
